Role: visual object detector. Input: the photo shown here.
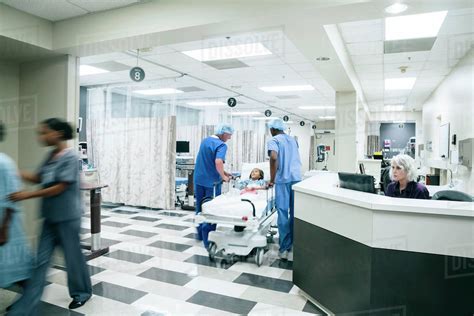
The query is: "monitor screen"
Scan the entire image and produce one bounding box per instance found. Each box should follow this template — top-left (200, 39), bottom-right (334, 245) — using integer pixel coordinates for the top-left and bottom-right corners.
top-left (373, 154), bottom-right (383, 160)
top-left (176, 141), bottom-right (190, 153)
top-left (338, 172), bottom-right (376, 194)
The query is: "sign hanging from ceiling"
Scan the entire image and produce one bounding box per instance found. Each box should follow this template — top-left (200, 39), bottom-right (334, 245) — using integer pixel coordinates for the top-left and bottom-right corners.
top-left (265, 110), bottom-right (272, 117)
top-left (312, 124), bottom-right (317, 130)
top-left (130, 67), bottom-right (145, 82)
top-left (283, 115), bottom-right (289, 122)
top-left (300, 121), bottom-right (305, 126)
top-left (227, 98), bottom-right (237, 107)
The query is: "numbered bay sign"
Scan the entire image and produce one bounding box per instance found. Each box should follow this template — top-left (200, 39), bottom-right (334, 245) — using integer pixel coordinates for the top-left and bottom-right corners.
top-left (265, 109), bottom-right (272, 117)
top-left (130, 67), bottom-right (145, 82)
top-left (312, 124), bottom-right (317, 130)
top-left (227, 97), bottom-right (237, 108)
top-left (300, 121), bottom-right (305, 126)
top-left (283, 115), bottom-right (289, 122)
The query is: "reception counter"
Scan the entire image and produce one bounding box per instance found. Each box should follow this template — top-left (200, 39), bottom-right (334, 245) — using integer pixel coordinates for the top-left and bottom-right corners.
top-left (292, 173), bottom-right (474, 316)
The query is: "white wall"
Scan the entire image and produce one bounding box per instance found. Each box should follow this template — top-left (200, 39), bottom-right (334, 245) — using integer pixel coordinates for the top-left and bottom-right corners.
top-left (335, 91), bottom-right (357, 172)
top-left (0, 60), bottom-right (20, 160)
top-left (288, 124), bottom-right (312, 174)
top-left (421, 48), bottom-right (474, 194)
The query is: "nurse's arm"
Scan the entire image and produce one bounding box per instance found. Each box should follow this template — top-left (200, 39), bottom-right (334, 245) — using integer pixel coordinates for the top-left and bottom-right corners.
top-left (9, 183), bottom-right (68, 201)
top-left (215, 159), bottom-right (229, 182)
top-left (20, 171), bottom-right (41, 184)
top-left (269, 150), bottom-right (278, 185)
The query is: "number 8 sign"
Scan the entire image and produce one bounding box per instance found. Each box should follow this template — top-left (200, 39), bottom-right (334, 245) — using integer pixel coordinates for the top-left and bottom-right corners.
top-left (130, 67), bottom-right (145, 82)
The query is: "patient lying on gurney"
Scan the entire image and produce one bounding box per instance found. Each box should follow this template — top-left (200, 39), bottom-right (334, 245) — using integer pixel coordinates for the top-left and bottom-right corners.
top-left (236, 168), bottom-right (267, 194)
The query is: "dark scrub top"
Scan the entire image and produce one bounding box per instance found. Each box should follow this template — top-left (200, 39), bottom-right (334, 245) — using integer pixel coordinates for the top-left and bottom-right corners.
top-left (38, 148), bottom-right (81, 223)
top-left (194, 136), bottom-right (228, 188)
top-left (385, 181), bottom-right (430, 199)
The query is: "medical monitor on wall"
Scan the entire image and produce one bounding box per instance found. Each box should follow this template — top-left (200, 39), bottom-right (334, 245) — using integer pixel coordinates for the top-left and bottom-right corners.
top-left (338, 172), bottom-right (376, 194)
top-left (176, 141), bottom-right (190, 153)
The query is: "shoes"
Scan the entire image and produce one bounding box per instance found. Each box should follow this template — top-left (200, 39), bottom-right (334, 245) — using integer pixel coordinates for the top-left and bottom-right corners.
top-left (68, 298), bottom-right (90, 309)
top-left (278, 250), bottom-right (288, 261)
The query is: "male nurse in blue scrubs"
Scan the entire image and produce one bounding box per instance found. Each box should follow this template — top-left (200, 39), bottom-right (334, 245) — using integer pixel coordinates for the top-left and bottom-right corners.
top-left (194, 123), bottom-right (234, 249)
top-left (267, 119), bottom-right (302, 260)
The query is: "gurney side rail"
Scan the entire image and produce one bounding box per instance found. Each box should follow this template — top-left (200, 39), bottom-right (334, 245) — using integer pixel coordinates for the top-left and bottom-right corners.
top-left (240, 199), bottom-right (256, 217)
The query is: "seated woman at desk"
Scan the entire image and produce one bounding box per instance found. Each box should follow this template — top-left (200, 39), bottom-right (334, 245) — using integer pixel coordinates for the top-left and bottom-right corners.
top-left (385, 154), bottom-right (430, 199)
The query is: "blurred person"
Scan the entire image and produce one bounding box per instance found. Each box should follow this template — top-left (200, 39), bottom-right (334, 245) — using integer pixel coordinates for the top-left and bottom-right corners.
top-left (267, 119), bottom-right (302, 261)
top-left (8, 118), bottom-right (91, 315)
top-left (194, 123), bottom-right (234, 249)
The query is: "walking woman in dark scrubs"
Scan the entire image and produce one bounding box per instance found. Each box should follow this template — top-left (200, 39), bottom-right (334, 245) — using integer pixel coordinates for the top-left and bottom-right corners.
top-left (8, 118), bottom-right (91, 314)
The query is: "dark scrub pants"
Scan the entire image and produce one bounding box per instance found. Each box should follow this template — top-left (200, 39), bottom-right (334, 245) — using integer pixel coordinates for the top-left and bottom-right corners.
top-left (195, 183), bottom-right (222, 248)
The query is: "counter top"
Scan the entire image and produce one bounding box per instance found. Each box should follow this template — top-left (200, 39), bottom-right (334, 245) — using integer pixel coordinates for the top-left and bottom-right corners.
top-left (293, 173), bottom-right (473, 218)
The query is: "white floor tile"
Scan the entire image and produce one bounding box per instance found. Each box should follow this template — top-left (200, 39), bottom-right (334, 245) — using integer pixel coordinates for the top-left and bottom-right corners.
top-left (88, 256), bottom-right (150, 276)
top-left (240, 286), bottom-right (307, 311)
top-left (185, 276), bottom-right (249, 298)
top-left (138, 280), bottom-right (197, 302)
top-left (249, 303), bottom-right (315, 315)
top-left (228, 262), bottom-right (286, 279)
top-left (92, 270), bottom-right (148, 289)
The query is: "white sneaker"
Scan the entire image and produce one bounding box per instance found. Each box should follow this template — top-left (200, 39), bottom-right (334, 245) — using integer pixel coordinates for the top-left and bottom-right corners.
top-left (278, 250), bottom-right (288, 260)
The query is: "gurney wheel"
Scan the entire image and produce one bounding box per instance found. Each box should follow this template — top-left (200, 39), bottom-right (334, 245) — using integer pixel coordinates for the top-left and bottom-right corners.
top-left (255, 248), bottom-right (264, 267)
top-left (208, 242), bottom-right (217, 261)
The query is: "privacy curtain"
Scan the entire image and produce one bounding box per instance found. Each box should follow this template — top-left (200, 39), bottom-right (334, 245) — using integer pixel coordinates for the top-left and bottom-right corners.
top-left (87, 87), bottom-right (176, 209)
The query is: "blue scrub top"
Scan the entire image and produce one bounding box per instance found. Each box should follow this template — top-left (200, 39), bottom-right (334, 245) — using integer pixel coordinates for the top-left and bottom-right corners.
top-left (194, 136), bottom-right (228, 188)
top-left (267, 133), bottom-right (302, 184)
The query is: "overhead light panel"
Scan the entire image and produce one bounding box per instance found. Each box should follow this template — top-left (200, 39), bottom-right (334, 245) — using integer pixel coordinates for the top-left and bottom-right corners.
top-left (259, 85), bottom-right (315, 92)
top-left (298, 106), bottom-right (334, 110)
top-left (182, 43), bottom-right (272, 62)
top-left (385, 11), bottom-right (447, 41)
top-left (253, 117), bottom-right (275, 121)
top-left (384, 105), bottom-right (405, 111)
top-left (187, 101), bottom-right (226, 106)
top-left (134, 88), bottom-right (183, 95)
top-left (80, 65), bottom-right (109, 76)
top-left (385, 77), bottom-right (416, 90)
top-left (385, 3), bottom-right (408, 15)
top-left (231, 111), bottom-right (261, 116)
top-left (319, 116), bottom-right (336, 120)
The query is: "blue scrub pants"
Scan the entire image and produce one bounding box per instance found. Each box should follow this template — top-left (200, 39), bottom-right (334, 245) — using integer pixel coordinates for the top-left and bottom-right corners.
top-left (9, 219), bottom-right (92, 316)
top-left (195, 183), bottom-right (221, 249)
top-left (275, 181), bottom-right (299, 253)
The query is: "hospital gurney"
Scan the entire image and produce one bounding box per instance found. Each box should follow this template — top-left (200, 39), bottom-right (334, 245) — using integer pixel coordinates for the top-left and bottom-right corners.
top-left (194, 162), bottom-right (276, 266)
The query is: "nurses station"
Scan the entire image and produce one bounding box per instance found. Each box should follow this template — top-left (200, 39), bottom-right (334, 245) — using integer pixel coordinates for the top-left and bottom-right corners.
top-left (0, 1), bottom-right (473, 315)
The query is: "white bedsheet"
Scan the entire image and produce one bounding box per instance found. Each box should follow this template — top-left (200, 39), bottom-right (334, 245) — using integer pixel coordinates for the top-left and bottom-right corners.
top-left (202, 189), bottom-right (271, 218)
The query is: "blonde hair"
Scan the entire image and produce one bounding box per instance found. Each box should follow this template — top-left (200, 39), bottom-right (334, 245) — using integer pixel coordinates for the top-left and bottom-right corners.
top-left (389, 154), bottom-right (417, 182)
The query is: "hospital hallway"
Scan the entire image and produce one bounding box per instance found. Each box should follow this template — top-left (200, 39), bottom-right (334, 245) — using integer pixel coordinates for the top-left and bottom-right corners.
top-left (0, 206), bottom-right (324, 316)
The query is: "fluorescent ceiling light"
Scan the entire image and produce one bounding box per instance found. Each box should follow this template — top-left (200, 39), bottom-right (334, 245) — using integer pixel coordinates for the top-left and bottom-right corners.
top-left (385, 3), bottom-right (408, 15)
top-left (319, 116), bottom-right (336, 120)
top-left (253, 117), bottom-right (274, 121)
top-left (182, 43), bottom-right (272, 62)
top-left (393, 120), bottom-right (406, 124)
top-left (231, 111), bottom-right (261, 116)
top-left (134, 88), bottom-right (183, 95)
top-left (80, 65), bottom-right (109, 76)
top-left (385, 77), bottom-right (416, 90)
top-left (384, 105), bottom-right (405, 111)
top-left (187, 101), bottom-right (225, 106)
top-left (259, 85), bottom-right (315, 92)
top-left (298, 106), bottom-right (334, 110)
top-left (385, 11), bottom-right (448, 41)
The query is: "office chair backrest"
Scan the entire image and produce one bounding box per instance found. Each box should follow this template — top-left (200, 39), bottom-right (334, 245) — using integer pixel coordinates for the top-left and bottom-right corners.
top-left (432, 190), bottom-right (474, 202)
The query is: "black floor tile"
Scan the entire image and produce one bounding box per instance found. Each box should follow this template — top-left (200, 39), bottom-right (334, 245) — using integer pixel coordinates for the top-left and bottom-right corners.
top-left (184, 255), bottom-right (234, 269)
top-left (83, 214), bottom-right (109, 219)
top-left (270, 259), bottom-right (293, 270)
top-left (105, 250), bottom-right (153, 264)
top-left (92, 281), bottom-right (147, 304)
top-left (102, 221), bottom-right (131, 228)
top-left (148, 240), bottom-right (192, 252)
top-left (38, 301), bottom-right (83, 316)
top-left (187, 290), bottom-right (256, 314)
top-left (81, 237), bottom-right (121, 248)
top-left (233, 272), bottom-right (294, 293)
top-left (183, 218), bottom-right (195, 223)
top-left (88, 265), bottom-right (106, 276)
top-left (155, 223), bottom-right (189, 231)
top-left (138, 267), bottom-right (193, 286)
top-left (80, 228), bottom-right (91, 234)
top-left (112, 209), bottom-right (139, 215)
top-left (183, 233), bottom-right (199, 239)
top-left (101, 203), bottom-right (124, 209)
top-left (141, 311), bottom-right (165, 316)
top-left (120, 229), bottom-right (157, 238)
top-left (158, 211), bottom-right (186, 217)
top-left (131, 216), bottom-right (160, 222)
top-left (303, 300), bottom-right (327, 315)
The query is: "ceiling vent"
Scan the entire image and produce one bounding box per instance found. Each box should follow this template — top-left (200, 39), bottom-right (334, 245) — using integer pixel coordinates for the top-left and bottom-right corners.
top-left (384, 37), bottom-right (437, 54)
top-left (204, 59), bottom-right (249, 70)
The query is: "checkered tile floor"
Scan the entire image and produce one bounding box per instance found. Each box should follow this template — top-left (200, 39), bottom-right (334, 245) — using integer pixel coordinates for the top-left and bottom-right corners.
top-left (1, 206), bottom-right (326, 315)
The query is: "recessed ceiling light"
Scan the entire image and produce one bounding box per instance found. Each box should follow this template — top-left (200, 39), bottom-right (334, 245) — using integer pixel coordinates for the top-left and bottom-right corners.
top-left (259, 85), bottom-right (315, 92)
top-left (231, 111), bottom-right (261, 116)
top-left (182, 43), bottom-right (272, 62)
top-left (134, 88), bottom-right (183, 95)
top-left (316, 57), bottom-right (330, 61)
top-left (385, 77), bottom-right (416, 90)
top-left (187, 101), bottom-right (226, 106)
top-left (385, 3), bottom-right (408, 15)
top-left (80, 65), bottom-right (109, 76)
top-left (384, 105), bottom-right (405, 111)
top-left (385, 11), bottom-right (448, 41)
top-left (298, 106), bottom-right (335, 110)
top-left (319, 116), bottom-right (336, 120)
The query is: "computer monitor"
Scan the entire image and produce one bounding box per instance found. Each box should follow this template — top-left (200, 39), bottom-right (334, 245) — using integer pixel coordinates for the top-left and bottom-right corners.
top-left (338, 172), bottom-right (376, 194)
top-left (176, 141), bottom-right (190, 153)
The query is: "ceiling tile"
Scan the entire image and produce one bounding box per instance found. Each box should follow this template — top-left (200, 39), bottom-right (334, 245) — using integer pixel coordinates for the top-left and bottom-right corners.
top-left (68, 0), bottom-right (139, 12)
top-left (339, 19), bottom-right (383, 43)
top-left (347, 41), bottom-right (383, 56)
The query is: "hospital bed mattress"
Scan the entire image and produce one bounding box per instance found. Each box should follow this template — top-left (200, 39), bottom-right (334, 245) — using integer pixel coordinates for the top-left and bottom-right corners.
top-left (201, 190), bottom-right (270, 218)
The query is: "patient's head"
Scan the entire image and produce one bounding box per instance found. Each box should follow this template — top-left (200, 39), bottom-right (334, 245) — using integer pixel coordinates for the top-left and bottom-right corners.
top-left (249, 168), bottom-right (264, 180)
